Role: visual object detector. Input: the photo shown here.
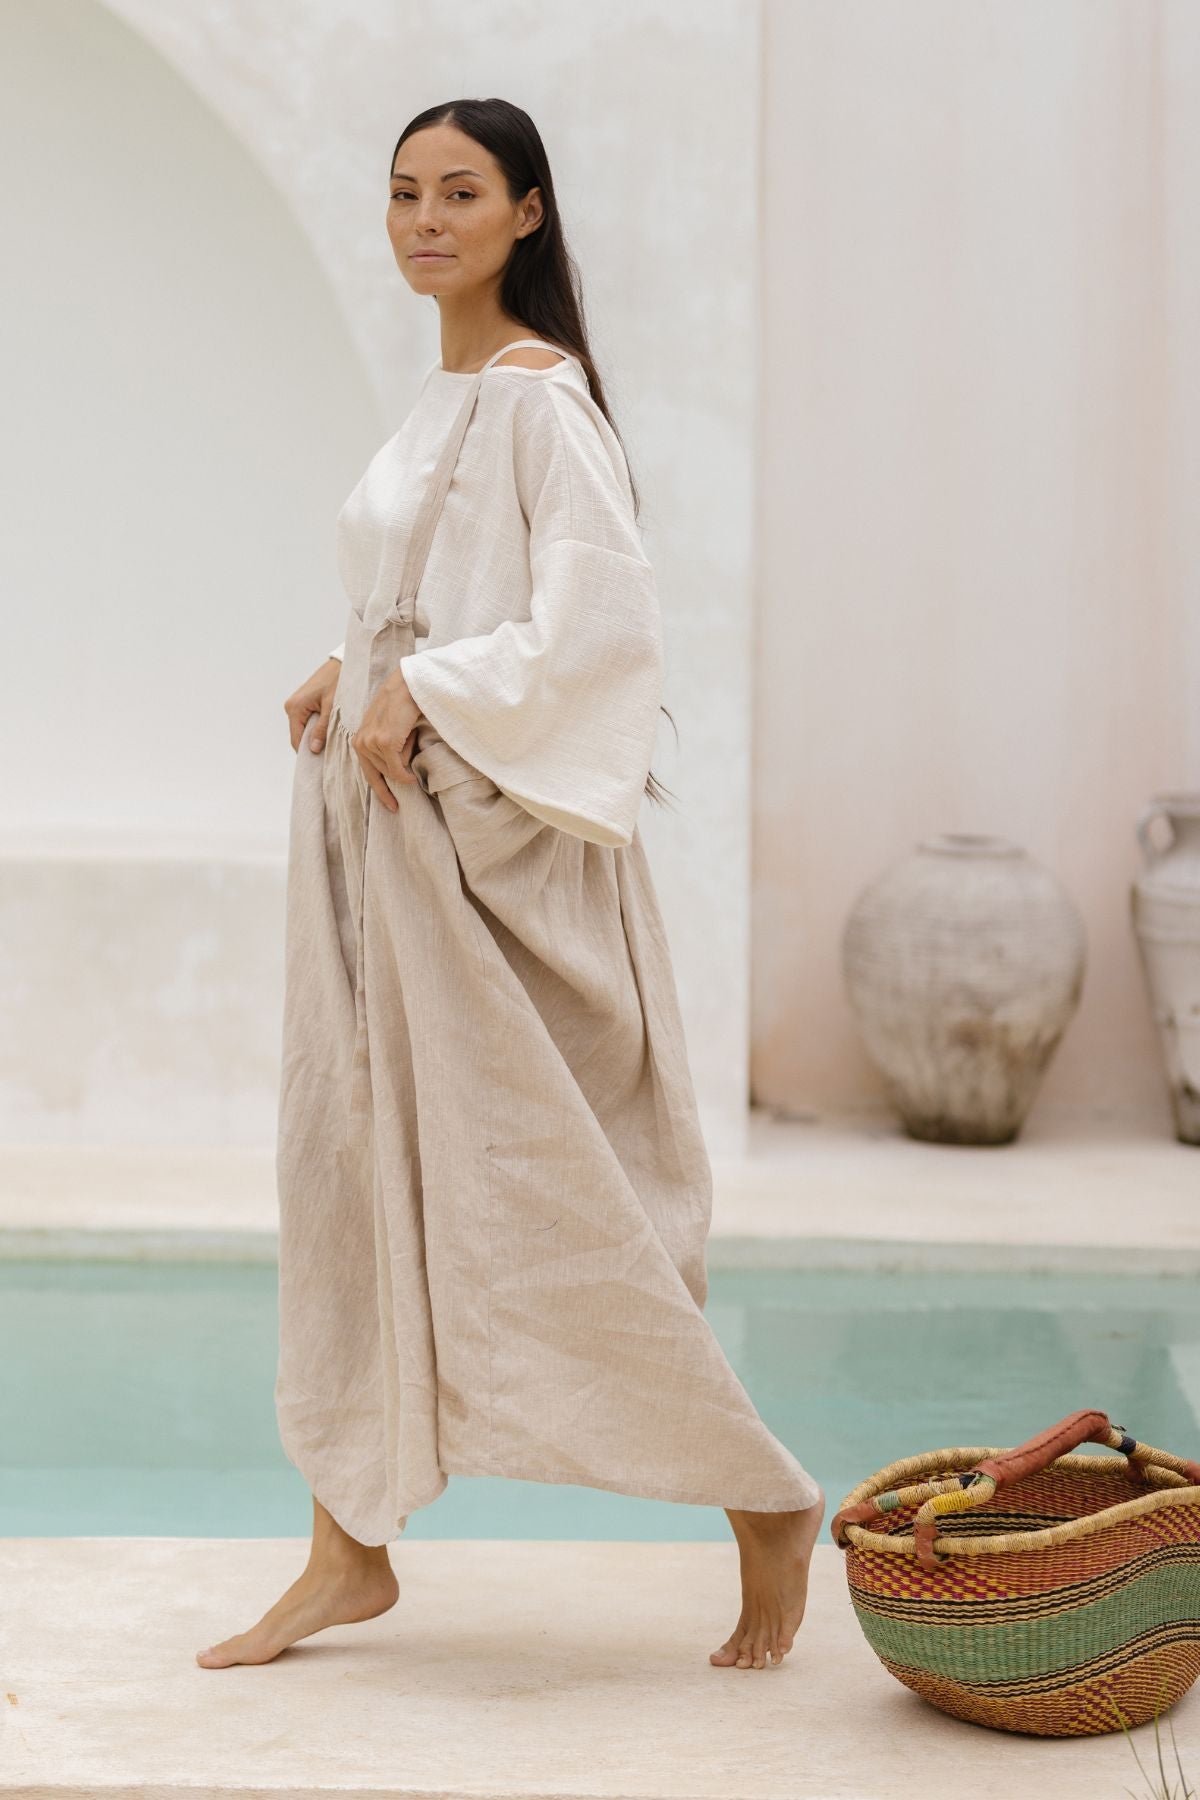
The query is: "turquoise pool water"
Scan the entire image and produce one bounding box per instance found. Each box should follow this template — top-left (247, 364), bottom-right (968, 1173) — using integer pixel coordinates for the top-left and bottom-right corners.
top-left (2, 1261), bottom-right (1197, 1540)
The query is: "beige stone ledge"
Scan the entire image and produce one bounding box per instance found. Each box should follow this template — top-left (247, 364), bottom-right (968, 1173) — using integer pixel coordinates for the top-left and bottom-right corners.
top-left (3, 1538), bottom-right (1195, 1800)
top-left (1, 1108), bottom-right (1196, 1272)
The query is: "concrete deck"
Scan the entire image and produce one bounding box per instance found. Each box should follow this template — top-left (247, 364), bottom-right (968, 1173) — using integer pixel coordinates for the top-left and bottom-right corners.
top-left (4, 1537), bottom-right (1196, 1800)
top-left (2, 1107), bottom-right (1198, 1271)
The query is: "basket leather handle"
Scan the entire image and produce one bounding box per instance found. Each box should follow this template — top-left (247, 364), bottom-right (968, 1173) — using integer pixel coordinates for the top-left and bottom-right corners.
top-left (912, 1408), bottom-right (1200, 1569)
top-left (911, 1409), bottom-right (1117, 1570)
top-left (972, 1408), bottom-right (1116, 1484)
top-left (831, 1410), bottom-right (1200, 1566)
top-left (830, 1412), bottom-right (1116, 1552)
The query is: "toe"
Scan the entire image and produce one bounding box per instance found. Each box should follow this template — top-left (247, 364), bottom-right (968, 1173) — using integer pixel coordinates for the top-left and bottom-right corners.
top-left (710, 1638), bottom-right (742, 1666)
top-left (196, 1634), bottom-right (249, 1669)
top-left (734, 1627), bottom-right (756, 1669)
top-left (710, 1616), bottom-right (749, 1667)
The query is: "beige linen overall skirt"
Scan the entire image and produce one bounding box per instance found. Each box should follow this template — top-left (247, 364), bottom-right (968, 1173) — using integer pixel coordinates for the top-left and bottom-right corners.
top-left (275, 349), bottom-right (821, 1545)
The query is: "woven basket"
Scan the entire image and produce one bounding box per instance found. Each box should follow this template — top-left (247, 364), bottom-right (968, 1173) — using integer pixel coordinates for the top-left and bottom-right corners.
top-left (831, 1408), bottom-right (1200, 1737)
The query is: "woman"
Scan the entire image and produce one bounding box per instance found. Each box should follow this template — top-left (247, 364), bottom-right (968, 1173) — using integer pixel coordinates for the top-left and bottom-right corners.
top-left (197, 98), bottom-right (824, 1675)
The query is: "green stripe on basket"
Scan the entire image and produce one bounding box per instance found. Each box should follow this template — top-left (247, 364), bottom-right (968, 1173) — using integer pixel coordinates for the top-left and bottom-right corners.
top-left (853, 1563), bottom-right (1200, 1683)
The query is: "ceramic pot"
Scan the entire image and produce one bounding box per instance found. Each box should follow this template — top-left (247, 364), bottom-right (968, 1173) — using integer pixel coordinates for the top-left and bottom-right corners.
top-left (842, 833), bottom-right (1086, 1145)
top-left (1130, 791), bottom-right (1200, 1145)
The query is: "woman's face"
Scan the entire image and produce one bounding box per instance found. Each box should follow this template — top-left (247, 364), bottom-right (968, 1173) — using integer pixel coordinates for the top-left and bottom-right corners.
top-left (388, 123), bottom-right (542, 297)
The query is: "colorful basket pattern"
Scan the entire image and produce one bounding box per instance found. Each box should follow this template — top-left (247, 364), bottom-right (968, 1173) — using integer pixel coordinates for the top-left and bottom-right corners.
top-left (830, 1409), bottom-right (1200, 1737)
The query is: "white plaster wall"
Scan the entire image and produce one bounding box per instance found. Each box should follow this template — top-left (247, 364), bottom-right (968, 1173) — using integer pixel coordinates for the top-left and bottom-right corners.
top-left (8, 0), bottom-right (1196, 1152)
top-left (753, 0), bottom-right (1200, 1130)
top-left (1, 0), bottom-right (384, 851)
top-left (3, 0), bottom-right (758, 1151)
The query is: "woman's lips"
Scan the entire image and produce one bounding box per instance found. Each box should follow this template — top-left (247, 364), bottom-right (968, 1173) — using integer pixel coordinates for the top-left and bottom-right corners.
top-left (412, 252), bottom-right (453, 260)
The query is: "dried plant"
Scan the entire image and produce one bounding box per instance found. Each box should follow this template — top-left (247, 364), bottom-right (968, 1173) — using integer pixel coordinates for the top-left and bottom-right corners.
top-left (1110, 1685), bottom-right (1196, 1800)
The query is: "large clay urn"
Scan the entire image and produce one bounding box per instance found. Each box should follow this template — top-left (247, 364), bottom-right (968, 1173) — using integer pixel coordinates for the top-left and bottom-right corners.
top-left (841, 833), bottom-right (1086, 1145)
top-left (1131, 791), bottom-right (1200, 1145)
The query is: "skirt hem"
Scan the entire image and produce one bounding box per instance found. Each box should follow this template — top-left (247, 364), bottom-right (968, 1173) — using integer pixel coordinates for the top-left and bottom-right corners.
top-left (435, 1456), bottom-right (823, 1515)
top-left (286, 1448), bottom-right (821, 1542)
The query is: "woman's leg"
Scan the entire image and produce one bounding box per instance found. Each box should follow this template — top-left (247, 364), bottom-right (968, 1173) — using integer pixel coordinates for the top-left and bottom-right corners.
top-left (195, 1495), bottom-right (399, 1668)
top-left (709, 1490), bottom-right (828, 1671)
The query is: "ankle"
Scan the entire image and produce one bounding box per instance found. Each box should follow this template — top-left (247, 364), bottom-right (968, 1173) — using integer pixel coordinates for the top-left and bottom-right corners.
top-left (309, 1497), bottom-right (391, 1570)
top-left (727, 1494), bottom-right (824, 1538)
top-left (306, 1543), bottom-right (392, 1582)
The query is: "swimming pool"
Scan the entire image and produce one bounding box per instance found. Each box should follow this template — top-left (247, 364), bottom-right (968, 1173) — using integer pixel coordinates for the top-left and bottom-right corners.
top-left (3, 1260), bottom-right (1197, 1540)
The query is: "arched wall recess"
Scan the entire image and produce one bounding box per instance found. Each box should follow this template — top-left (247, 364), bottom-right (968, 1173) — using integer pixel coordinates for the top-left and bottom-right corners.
top-left (2, 0), bottom-right (384, 844)
top-left (100, 0), bottom-right (419, 419)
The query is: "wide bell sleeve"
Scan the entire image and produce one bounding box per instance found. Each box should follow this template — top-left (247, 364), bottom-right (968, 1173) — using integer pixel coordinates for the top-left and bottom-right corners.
top-left (396, 378), bottom-right (664, 849)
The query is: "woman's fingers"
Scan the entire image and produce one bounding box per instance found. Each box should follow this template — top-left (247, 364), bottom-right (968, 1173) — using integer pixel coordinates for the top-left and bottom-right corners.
top-left (353, 679), bottom-right (421, 785)
top-left (361, 757), bottom-right (399, 812)
top-left (288, 701), bottom-right (320, 754)
top-left (348, 678), bottom-right (421, 797)
top-left (351, 730), bottom-right (423, 810)
top-left (309, 690), bottom-right (333, 754)
top-left (351, 732), bottom-right (397, 809)
top-left (284, 660), bottom-right (340, 754)
top-left (356, 732), bottom-right (418, 791)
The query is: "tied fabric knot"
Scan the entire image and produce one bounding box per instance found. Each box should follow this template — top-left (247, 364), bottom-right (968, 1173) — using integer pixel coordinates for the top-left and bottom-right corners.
top-left (375, 595), bottom-right (416, 632)
top-left (345, 592), bottom-right (417, 630)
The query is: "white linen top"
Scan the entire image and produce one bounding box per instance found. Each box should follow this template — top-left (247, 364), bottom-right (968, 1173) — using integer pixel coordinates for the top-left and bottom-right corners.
top-left (326, 351), bottom-right (663, 849)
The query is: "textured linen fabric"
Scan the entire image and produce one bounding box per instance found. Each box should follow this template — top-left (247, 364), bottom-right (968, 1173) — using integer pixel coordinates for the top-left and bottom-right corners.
top-left (274, 342), bottom-right (821, 1545)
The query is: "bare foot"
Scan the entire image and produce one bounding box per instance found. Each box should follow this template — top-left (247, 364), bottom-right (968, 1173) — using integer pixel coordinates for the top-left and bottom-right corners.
top-left (710, 1486), bottom-right (826, 1670)
top-left (196, 1555), bottom-right (399, 1668)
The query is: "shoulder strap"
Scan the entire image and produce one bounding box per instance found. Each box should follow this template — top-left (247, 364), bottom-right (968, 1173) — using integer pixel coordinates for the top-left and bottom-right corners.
top-left (481, 337), bottom-right (572, 370)
top-left (393, 370), bottom-right (487, 609)
top-left (394, 341), bottom-right (572, 609)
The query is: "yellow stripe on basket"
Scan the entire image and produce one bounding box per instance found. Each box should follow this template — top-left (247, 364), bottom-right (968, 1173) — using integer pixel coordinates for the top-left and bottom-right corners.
top-left (926, 1478), bottom-right (998, 1520)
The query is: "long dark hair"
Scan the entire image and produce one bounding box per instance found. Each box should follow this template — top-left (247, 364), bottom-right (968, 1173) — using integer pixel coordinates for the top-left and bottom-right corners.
top-left (391, 98), bottom-right (677, 816)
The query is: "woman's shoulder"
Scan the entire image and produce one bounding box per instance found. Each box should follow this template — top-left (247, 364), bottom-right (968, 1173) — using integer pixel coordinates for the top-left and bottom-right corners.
top-left (477, 350), bottom-right (616, 455)
top-left (501, 363), bottom-right (636, 517)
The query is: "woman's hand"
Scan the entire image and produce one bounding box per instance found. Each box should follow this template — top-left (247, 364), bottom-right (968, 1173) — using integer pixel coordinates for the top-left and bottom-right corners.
top-left (351, 670), bottom-right (422, 812)
top-left (284, 657), bottom-right (342, 754)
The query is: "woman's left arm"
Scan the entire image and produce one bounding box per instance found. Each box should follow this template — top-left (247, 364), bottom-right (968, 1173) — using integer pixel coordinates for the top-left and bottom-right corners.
top-left (396, 380), bottom-right (664, 848)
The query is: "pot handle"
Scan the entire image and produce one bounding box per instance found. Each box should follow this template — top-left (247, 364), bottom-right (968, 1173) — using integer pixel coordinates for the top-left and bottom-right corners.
top-left (1136, 801), bottom-right (1174, 864)
top-left (911, 1408), bottom-right (1200, 1569)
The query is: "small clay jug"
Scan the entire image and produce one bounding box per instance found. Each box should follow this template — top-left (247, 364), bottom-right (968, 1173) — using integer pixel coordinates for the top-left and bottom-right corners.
top-left (1131, 791), bottom-right (1200, 1145)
